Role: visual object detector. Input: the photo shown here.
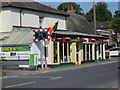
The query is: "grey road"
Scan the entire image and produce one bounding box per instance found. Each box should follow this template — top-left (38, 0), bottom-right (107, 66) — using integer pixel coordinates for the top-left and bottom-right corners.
top-left (2, 58), bottom-right (119, 88)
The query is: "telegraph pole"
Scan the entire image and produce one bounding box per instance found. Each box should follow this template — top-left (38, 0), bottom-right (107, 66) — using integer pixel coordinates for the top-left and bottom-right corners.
top-left (93, 0), bottom-right (97, 34)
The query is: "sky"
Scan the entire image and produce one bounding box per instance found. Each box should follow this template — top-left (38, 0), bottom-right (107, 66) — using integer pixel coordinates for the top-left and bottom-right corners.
top-left (35, 1), bottom-right (119, 15)
top-left (34, 0), bottom-right (119, 2)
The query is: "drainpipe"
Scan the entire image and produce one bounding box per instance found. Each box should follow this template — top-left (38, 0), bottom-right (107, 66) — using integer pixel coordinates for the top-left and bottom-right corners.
top-left (20, 10), bottom-right (23, 27)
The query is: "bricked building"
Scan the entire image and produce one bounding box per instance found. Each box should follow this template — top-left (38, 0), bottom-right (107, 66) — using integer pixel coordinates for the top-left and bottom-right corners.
top-left (91, 21), bottom-right (116, 46)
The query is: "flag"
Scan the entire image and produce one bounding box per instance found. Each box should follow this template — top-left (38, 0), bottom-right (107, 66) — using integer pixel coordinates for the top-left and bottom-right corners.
top-left (88, 38), bottom-right (92, 42)
top-left (47, 22), bottom-right (58, 34)
top-left (98, 39), bottom-right (102, 43)
top-left (112, 30), bottom-right (116, 35)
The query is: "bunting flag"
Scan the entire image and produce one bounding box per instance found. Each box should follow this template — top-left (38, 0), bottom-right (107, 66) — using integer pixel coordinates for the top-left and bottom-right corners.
top-left (62, 37), bottom-right (66, 42)
top-left (51, 37), bottom-right (56, 41)
top-left (98, 39), bottom-right (103, 43)
top-left (45, 36), bottom-right (103, 43)
top-left (47, 22), bottom-right (58, 34)
top-left (84, 38), bottom-right (88, 42)
top-left (88, 38), bottom-right (92, 42)
top-left (84, 38), bottom-right (93, 42)
top-left (80, 38), bottom-right (85, 40)
top-left (112, 30), bottom-right (116, 35)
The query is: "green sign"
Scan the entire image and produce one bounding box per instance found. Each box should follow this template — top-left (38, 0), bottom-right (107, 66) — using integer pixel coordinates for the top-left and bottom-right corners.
top-left (30, 54), bottom-right (34, 66)
top-left (1, 46), bottom-right (30, 52)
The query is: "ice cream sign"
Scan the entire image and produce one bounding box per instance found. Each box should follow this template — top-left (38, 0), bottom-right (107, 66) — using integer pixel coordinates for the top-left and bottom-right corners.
top-left (1, 46), bottom-right (30, 52)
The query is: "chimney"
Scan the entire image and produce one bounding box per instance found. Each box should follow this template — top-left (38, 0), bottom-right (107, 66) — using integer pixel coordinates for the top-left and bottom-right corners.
top-left (48, 5), bottom-right (51, 7)
top-left (67, 5), bottom-right (74, 13)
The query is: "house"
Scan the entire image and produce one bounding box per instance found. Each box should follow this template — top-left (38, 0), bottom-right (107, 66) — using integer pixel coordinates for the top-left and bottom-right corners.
top-left (0, 1), bottom-right (69, 32)
top-left (0, 1), bottom-right (109, 69)
top-left (94, 21), bottom-right (117, 46)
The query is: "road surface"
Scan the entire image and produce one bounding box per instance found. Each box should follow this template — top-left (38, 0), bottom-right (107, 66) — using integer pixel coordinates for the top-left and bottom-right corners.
top-left (2, 58), bottom-right (119, 88)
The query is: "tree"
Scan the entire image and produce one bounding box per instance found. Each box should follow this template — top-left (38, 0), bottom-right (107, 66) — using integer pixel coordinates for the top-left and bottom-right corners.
top-left (114, 10), bottom-right (120, 18)
top-left (109, 17), bottom-right (120, 43)
top-left (109, 17), bottom-right (120, 33)
top-left (57, 2), bottom-right (83, 15)
top-left (85, 2), bottom-right (112, 22)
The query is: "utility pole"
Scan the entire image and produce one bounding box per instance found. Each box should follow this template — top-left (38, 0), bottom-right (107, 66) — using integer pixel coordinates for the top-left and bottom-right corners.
top-left (93, 0), bottom-right (97, 34)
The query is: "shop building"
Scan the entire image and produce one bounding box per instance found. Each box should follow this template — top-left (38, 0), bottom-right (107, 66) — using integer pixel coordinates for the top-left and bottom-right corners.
top-left (0, 29), bottom-right (109, 68)
top-left (0, 1), bottom-right (109, 69)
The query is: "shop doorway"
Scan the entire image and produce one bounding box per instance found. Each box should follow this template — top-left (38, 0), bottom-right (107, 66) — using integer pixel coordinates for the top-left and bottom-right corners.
top-left (98, 44), bottom-right (103, 59)
top-left (53, 42), bottom-right (58, 63)
top-left (59, 42), bottom-right (72, 63)
top-left (95, 44), bottom-right (98, 60)
top-left (76, 42), bottom-right (80, 63)
top-left (83, 44), bottom-right (92, 61)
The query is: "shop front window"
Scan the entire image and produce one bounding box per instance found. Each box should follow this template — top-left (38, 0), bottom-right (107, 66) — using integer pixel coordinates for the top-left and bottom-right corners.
top-left (64, 43), bottom-right (67, 63)
top-left (95, 44), bottom-right (98, 60)
top-left (60, 42), bottom-right (63, 63)
top-left (54, 42), bottom-right (58, 63)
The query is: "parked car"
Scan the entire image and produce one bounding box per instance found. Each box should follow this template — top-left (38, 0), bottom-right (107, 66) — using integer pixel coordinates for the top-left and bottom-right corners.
top-left (108, 47), bottom-right (120, 57)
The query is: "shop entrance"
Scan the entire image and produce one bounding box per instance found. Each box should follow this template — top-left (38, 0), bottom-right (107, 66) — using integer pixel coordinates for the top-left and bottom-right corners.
top-left (59, 42), bottom-right (72, 63)
top-left (53, 42), bottom-right (58, 63)
top-left (98, 44), bottom-right (103, 59)
top-left (95, 44), bottom-right (98, 60)
top-left (76, 42), bottom-right (80, 63)
top-left (83, 44), bottom-right (92, 61)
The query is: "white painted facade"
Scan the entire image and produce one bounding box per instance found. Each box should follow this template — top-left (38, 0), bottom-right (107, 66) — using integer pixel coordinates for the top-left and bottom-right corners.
top-left (0, 7), bottom-right (67, 32)
top-left (0, 7), bottom-right (2, 32)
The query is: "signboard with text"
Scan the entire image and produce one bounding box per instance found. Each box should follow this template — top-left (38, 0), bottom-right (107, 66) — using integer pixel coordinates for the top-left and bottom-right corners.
top-left (1, 46), bottom-right (30, 52)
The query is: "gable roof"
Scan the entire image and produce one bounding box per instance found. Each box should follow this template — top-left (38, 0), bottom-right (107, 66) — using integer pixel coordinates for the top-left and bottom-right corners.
top-left (1, 1), bottom-right (69, 16)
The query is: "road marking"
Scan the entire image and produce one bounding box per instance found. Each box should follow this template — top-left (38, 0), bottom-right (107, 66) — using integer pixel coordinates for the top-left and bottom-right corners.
top-left (51, 77), bottom-right (61, 80)
top-left (5, 81), bottom-right (36, 88)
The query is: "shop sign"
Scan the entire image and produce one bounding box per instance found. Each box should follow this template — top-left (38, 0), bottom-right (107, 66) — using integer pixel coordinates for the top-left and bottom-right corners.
top-left (1, 46), bottom-right (30, 52)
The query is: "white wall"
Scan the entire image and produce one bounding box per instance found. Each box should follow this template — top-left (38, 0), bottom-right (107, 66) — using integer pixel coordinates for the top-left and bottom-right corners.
top-left (42, 14), bottom-right (66, 30)
top-left (0, 7), bottom-right (2, 32)
top-left (0, 7), bottom-right (67, 32)
top-left (22, 10), bottom-right (39, 27)
top-left (31, 42), bottom-right (41, 59)
top-left (0, 8), bottom-right (12, 32)
top-left (31, 41), bottom-right (52, 64)
top-left (11, 8), bottom-right (20, 26)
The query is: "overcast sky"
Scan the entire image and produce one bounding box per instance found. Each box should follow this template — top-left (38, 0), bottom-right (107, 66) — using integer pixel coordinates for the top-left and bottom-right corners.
top-left (34, 0), bottom-right (120, 2)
